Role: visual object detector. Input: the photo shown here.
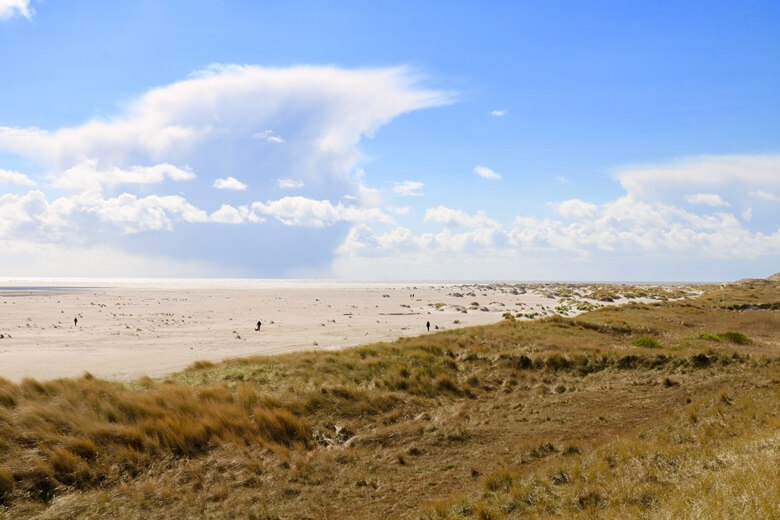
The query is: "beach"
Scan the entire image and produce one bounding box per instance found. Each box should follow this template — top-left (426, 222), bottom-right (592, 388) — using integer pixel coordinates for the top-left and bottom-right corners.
top-left (0, 279), bottom-right (685, 382)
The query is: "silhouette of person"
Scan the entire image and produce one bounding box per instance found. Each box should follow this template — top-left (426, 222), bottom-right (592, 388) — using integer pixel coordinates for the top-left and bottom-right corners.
top-left (255, 321), bottom-right (262, 331)
top-left (74, 317), bottom-right (78, 327)
top-left (426, 321), bottom-right (430, 332)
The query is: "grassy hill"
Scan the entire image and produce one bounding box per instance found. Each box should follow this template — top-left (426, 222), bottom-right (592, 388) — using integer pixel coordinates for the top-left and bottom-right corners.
top-left (0, 281), bottom-right (778, 519)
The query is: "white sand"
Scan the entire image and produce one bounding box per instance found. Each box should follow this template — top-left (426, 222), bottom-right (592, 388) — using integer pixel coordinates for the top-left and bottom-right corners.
top-left (0, 279), bottom-right (636, 382)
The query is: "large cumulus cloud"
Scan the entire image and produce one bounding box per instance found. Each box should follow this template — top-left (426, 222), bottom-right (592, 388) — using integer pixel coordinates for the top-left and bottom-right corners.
top-left (0, 65), bottom-right (452, 276)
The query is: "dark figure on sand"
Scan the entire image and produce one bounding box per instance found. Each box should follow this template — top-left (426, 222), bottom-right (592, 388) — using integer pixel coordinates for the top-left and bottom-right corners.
top-left (255, 321), bottom-right (262, 331)
top-left (426, 321), bottom-right (430, 332)
top-left (74, 317), bottom-right (78, 327)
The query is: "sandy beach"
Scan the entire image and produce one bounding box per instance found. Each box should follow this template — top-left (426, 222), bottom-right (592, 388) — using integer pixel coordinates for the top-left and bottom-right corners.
top-left (0, 279), bottom-right (683, 382)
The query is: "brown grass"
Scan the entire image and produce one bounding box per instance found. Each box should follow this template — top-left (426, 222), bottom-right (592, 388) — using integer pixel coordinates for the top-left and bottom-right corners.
top-left (0, 281), bottom-right (777, 518)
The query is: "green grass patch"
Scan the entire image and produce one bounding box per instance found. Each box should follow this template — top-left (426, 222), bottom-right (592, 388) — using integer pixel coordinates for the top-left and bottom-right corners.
top-left (632, 336), bottom-right (662, 348)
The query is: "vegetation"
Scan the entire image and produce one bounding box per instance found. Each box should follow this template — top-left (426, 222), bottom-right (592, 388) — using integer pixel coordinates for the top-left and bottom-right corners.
top-left (0, 281), bottom-right (777, 518)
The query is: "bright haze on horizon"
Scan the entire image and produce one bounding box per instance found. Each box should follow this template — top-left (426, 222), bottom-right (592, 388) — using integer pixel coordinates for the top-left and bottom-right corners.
top-left (0, 1), bottom-right (778, 281)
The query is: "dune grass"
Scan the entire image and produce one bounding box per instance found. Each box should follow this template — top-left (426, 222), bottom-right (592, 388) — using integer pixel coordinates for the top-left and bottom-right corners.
top-left (421, 376), bottom-right (779, 519)
top-left (0, 280), bottom-right (777, 518)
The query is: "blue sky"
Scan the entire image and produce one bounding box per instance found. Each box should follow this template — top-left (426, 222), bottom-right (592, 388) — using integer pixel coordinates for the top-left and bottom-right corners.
top-left (0, 1), bottom-right (778, 280)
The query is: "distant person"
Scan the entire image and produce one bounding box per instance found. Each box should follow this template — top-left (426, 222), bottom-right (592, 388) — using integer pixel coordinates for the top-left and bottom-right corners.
top-left (74, 317), bottom-right (78, 327)
top-left (426, 321), bottom-right (430, 332)
top-left (255, 321), bottom-right (262, 331)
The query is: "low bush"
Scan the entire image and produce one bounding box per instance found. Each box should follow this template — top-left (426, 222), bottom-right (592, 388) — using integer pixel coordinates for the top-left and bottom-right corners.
top-left (633, 336), bottom-right (662, 348)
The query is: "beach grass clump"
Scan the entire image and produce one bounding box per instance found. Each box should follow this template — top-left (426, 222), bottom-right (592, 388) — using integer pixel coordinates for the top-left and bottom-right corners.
top-left (632, 336), bottom-right (662, 348)
top-left (694, 332), bottom-right (722, 342)
top-left (0, 374), bottom-right (313, 505)
top-left (694, 331), bottom-right (751, 344)
top-left (716, 331), bottom-right (751, 345)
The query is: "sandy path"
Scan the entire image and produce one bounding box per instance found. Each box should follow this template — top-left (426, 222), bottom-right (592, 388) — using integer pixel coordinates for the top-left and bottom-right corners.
top-left (0, 279), bottom-right (619, 382)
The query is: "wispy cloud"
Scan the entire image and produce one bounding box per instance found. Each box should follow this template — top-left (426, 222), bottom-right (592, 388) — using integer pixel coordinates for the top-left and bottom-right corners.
top-left (387, 205), bottom-right (410, 216)
top-left (616, 155), bottom-right (780, 200)
top-left (393, 180), bottom-right (424, 196)
top-left (253, 130), bottom-right (286, 144)
top-left (424, 205), bottom-right (500, 228)
top-left (213, 177), bottom-right (248, 191)
top-left (277, 178), bottom-right (304, 189)
top-left (474, 165), bottom-right (502, 180)
top-left (490, 109), bottom-right (506, 117)
top-left (750, 190), bottom-right (780, 202)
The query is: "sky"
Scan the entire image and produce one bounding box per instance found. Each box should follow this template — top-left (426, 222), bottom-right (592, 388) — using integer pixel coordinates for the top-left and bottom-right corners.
top-left (0, 1), bottom-right (778, 281)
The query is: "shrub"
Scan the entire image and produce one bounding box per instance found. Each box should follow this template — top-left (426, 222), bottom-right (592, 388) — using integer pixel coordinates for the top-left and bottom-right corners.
top-left (252, 407), bottom-right (311, 448)
top-left (483, 468), bottom-right (513, 493)
top-left (690, 353), bottom-right (713, 368)
top-left (433, 374), bottom-right (462, 395)
top-left (632, 336), bottom-right (662, 348)
top-left (717, 331), bottom-right (751, 345)
top-left (187, 360), bottom-right (216, 371)
top-left (545, 354), bottom-right (572, 371)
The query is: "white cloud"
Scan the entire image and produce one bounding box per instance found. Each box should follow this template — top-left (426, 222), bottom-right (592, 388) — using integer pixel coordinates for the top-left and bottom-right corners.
top-left (474, 165), bottom-right (502, 180)
top-left (0, 64), bottom-right (453, 276)
top-left (277, 178), bottom-right (304, 189)
top-left (253, 130), bottom-right (286, 144)
top-left (490, 109), bottom-right (506, 117)
top-left (0, 190), bottom-right (209, 240)
top-left (424, 205), bottom-right (500, 228)
top-left (0, 168), bottom-right (36, 186)
top-left (387, 205), bottom-right (410, 216)
top-left (210, 204), bottom-right (264, 224)
top-left (337, 197), bottom-right (780, 271)
top-left (555, 176), bottom-right (569, 184)
top-left (252, 196), bottom-right (393, 227)
top-left (213, 176), bottom-right (248, 191)
top-left (51, 159), bottom-right (195, 193)
top-left (617, 155), bottom-right (780, 200)
top-left (336, 224), bottom-right (508, 259)
top-left (549, 199), bottom-right (598, 219)
top-left (0, 65), bottom-right (452, 177)
top-left (356, 183), bottom-right (381, 207)
top-left (393, 180), bottom-right (424, 197)
top-left (750, 190), bottom-right (780, 202)
top-left (0, 0), bottom-right (32, 20)
top-left (335, 154), bottom-right (780, 278)
top-left (685, 193), bottom-right (729, 207)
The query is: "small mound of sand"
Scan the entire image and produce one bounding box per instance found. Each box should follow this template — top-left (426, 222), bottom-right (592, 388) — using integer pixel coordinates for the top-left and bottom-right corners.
top-left (767, 273), bottom-right (780, 282)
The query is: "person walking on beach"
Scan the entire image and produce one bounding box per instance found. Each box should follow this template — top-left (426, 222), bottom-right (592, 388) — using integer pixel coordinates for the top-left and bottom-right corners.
top-left (74, 317), bottom-right (78, 327)
top-left (255, 321), bottom-right (262, 331)
top-left (426, 321), bottom-right (430, 332)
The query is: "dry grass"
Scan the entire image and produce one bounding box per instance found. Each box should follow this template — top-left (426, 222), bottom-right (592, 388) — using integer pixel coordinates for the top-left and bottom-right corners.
top-left (0, 281), bottom-right (777, 518)
top-left (421, 373), bottom-right (779, 519)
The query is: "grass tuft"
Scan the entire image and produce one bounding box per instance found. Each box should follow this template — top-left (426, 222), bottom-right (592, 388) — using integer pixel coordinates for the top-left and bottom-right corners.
top-left (632, 336), bottom-right (662, 348)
